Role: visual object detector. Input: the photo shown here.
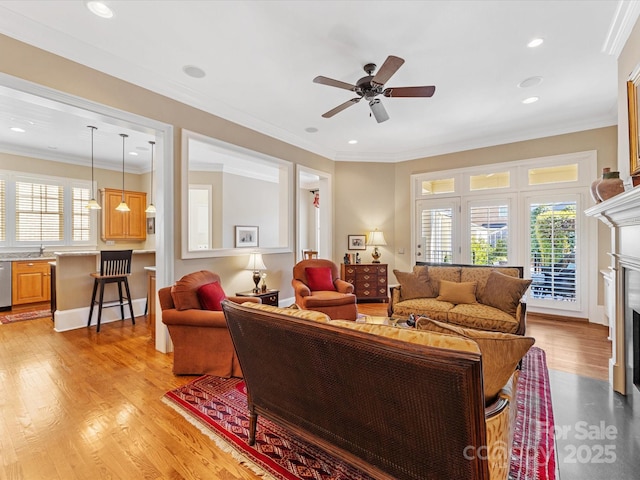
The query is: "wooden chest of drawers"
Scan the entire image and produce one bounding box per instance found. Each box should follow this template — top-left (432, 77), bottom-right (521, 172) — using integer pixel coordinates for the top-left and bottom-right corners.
top-left (341, 263), bottom-right (388, 302)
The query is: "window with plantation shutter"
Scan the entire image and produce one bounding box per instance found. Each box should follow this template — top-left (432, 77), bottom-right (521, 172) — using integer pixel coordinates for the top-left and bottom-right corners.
top-left (72, 187), bottom-right (91, 242)
top-left (529, 200), bottom-right (577, 303)
top-left (16, 181), bottom-right (63, 242)
top-left (0, 179), bottom-right (5, 241)
top-left (416, 201), bottom-right (456, 263)
top-left (468, 203), bottom-right (509, 265)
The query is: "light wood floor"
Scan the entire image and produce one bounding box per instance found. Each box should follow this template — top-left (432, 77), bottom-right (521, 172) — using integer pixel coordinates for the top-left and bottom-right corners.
top-left (0, 304), bottom-right (611, 479)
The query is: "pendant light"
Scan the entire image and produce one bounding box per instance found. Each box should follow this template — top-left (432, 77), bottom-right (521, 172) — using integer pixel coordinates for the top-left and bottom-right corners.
top-left (115, 133), bottom-right (130, 212)
top-left (86, 125), bottom-right (101, 209)
top-left (145, 140), bottom-right (156, 214)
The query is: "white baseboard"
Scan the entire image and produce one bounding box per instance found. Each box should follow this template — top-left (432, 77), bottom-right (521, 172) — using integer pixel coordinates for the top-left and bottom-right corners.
top-left (54, 298), bottom-right (146, 332)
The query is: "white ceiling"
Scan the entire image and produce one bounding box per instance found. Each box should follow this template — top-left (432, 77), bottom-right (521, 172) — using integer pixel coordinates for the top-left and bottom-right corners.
top-left (0, 0), bottom-right (633, 171)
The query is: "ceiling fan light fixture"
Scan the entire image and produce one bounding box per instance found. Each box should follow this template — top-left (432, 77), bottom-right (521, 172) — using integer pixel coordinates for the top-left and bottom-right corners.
top-left (369, 99), bottom-right (389, 123)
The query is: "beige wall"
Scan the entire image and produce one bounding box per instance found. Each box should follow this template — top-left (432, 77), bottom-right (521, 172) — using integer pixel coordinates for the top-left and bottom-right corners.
top-left (1, 32), bottom-right (618, 311)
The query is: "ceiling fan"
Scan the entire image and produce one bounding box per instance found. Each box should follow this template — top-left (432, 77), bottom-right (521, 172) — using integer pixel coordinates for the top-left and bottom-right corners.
top-left (313, 55), bottom-right (435, 123)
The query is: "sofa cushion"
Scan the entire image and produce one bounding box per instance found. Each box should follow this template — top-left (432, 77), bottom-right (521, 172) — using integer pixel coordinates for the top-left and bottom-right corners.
top-left (392, 298), bottom-right (454, 322)
top-left (447, 303), bottom-right (520, 334)
top-left (197, 281), bottom-right (227, 311)
top-left (416, 318), bottom-right (534, 403)
top-left (305, 267), bottom-right (336, 291)
top-left (330, 320), bottom-right (481, 354)
top-left (393, 268), bottom-right (434, 300)
top-left (241, 301), bottom-right (331, 323)
top-left (425, 266), bottom-right (461, 295)
top-left (436, 280), bottom-right (477, 304)
top-left (461, 266), bottom-right (521, 299)
top-left (478, 271), bottom-right (532, 317)
top-left (171, 270), bottom-right (219, 311)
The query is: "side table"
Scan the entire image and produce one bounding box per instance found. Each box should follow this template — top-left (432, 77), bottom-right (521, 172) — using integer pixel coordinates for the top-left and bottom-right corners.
top-left (235, 289), bottom-right (279, 307)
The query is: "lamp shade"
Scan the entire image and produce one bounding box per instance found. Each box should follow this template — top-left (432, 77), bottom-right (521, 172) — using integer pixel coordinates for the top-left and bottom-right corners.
top-left (245, 252), bottom-right (267, 271)
top-left (366, 229), bottom-right (387, 246)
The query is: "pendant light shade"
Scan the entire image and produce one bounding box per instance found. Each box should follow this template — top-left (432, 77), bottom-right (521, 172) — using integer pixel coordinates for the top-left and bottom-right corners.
top-left (86, 125), bottom-right (101, 210)
top-left (145, 140), bottom-right (156, 214)
top-left (115, 133), bottom-right (130, 212)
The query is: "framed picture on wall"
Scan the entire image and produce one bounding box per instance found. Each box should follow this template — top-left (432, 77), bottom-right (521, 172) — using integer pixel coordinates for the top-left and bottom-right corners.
top-left (348, 234), bottom-right (366, 250)
top-left (235, 226), bottom-right (259, 247)
top-left (628, 74), bottom-right (640, 176)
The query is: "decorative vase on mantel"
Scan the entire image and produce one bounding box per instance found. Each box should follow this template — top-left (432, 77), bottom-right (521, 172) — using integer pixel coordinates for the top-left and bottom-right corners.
top-left (595, 169), bottom-right (624, 202)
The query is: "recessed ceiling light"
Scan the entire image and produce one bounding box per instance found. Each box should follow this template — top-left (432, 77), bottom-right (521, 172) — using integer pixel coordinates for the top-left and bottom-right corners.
top-left (527, 38), bottom-right (544, 48)
top-left (182, 65), bottom-right (206, 79)
top-left (48, 146), bottom-right (58, 150)
top-left (522, 96), bottom-right (539, 104)
top-left (128, 151), bottom-right (138, 156)
top-left (85, 1), bottom-right (114, 19)
top-left (518, 76), bottom-right (543, 88)
top-left (305, 127), bottom-right (319, 133)
top-left (348, 139), bottom-right (358, 144)
top-left (10, 127), bottom-right (26, 133)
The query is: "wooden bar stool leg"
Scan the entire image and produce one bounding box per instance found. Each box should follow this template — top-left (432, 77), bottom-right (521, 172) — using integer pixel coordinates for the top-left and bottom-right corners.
top-left (97, 280), bottom-right (106, 333)
top-left (124, 278), bottom-right (135, 325)
top-left (117, 281), bottom-right (125, 320)
top-left (88, 279), bottom-right (98, 327)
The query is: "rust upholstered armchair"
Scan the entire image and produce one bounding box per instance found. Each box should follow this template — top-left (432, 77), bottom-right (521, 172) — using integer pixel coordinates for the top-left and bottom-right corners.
top-left (159, 270), bottom-right (259, 377)
top-left (291, 259), bottom-right (358, 320)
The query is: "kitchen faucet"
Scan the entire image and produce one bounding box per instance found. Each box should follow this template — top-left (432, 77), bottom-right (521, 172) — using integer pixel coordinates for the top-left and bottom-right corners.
top-left (39, 244), bottom-right (44, 256)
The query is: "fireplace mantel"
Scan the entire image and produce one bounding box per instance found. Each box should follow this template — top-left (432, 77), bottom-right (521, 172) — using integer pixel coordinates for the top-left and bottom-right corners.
top-left (585, 186), bottom-right (640, 394)
top-left (585, 185), bottom-right (640, 227)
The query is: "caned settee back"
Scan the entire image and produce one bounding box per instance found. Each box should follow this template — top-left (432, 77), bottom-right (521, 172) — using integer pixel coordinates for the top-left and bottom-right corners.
top-left (223, 300), bottom-right (491, 480)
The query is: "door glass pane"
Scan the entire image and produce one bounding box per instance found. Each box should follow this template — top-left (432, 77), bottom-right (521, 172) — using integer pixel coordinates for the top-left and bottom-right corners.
top-left (419, 206), bottom-right (453, 263)
top-left (469, 203), bottom-right (509, 265)
top-left (529, 201), bottom-right (577, 302)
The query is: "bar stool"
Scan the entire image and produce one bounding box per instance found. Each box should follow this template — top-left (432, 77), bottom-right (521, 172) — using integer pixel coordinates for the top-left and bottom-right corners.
top-left (302, 250), bottom-right (318, 259)
top-left (88, 250), bottom-right (135, 332)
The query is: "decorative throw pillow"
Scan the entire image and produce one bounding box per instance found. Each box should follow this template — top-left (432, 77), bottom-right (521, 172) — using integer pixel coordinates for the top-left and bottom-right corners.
top-left (436, 280), bottom-right (477, 304)
top-left (171, 270), bottom-right (218, 310)
top-left (305, 267), bottom-right (336, 291)
top-left (416, 318), bottom-right (535, 404)
top-left (478, 271), bottom-right (532, 317)
top-left (197, 281), bottom-right (227, 311)
top-left (393, 268), bottom-right (434, 300)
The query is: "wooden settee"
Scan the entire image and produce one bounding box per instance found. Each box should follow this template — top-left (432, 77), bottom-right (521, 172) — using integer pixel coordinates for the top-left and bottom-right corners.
top-left (222, 300), bottom-right (531, 480)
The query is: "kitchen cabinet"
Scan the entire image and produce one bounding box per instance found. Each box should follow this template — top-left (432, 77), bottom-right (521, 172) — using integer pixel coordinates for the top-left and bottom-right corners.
top-left (12, 260), bottom-right (51, 305)
top-left (100, 188), bottom-right (147, 241)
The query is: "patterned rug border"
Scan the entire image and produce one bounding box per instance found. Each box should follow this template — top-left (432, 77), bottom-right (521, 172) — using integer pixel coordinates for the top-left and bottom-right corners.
top-left (163, 347), bottom-right (556, 480)
top-left (0, 309), bottom-right (51, 324)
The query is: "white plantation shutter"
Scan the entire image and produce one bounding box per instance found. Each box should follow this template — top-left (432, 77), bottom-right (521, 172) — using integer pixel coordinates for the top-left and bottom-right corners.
top-left (529, 201), bottom-right (577, 303)
top-left (468, 203), bottom-right (509, 265)
top-left (0, 179), bottom-right (5, 241)
top-left (419, 206), bottom-right (454, 263)
top-left (16, 181), bottom-right (63, 242)
top-left (72, 187), bottom-right (91, 241)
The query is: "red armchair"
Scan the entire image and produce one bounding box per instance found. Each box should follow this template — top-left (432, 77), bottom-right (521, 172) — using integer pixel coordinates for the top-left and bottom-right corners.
top-left (291, 259), bottom-right (358, 320)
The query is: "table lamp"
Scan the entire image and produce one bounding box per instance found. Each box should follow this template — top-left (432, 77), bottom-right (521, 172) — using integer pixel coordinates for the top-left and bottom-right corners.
top-left (246, 252), bottom-right (267, 293)
top-left (366, 229), bottom-right (387, 263)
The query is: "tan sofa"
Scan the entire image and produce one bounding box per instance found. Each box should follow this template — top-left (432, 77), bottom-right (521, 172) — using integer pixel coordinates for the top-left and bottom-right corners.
top-left (159, 270), bottom-right (259, 377)
top-left (223, 300), bottom-right (535, 480)
top-left (389, 263), bottom-right (531, 335)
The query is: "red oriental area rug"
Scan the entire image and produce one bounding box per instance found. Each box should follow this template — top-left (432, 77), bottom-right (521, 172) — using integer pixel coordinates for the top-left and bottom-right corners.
top-left (163, 347), bottom-right (556, 480)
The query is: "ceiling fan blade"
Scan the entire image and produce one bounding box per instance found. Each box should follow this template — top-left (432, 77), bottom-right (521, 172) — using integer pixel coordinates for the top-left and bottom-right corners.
top-left (369, 99), bottom-right (389, 123)
top-left (313, 76), bottom-right (357, 91)
top-left (371, 55), bottom-right (405, 86)
top-left (321, 98), bottom-right (361, 118)
top-left (383, 85), bottom-right (436, 98)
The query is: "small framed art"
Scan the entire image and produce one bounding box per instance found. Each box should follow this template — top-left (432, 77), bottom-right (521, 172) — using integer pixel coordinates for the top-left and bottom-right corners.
top-left (348, 234), bottom-right (366, 250)
top-left (146, 217), bottom-right (155, 235)
top-left (235, 226), bottom-right (259, 247)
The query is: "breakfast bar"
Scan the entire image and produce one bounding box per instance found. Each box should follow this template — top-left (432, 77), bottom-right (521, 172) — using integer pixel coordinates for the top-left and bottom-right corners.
top-left (52, 250), bottom-right (155, 332)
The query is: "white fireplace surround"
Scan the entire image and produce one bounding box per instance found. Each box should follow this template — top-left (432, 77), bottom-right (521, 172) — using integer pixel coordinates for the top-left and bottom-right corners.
top-left (585, 186), bottom-right (640, 394)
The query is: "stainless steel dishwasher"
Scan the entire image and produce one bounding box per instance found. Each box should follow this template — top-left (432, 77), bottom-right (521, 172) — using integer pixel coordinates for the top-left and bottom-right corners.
top-left (0, 261), bottom-right (11, 311)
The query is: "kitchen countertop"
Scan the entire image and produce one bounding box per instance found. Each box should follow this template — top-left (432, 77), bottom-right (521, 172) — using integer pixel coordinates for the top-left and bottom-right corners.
top-left (53, 250), bottom-right (155, 257)
top-left (0, 250), bottom-right (154, 261)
